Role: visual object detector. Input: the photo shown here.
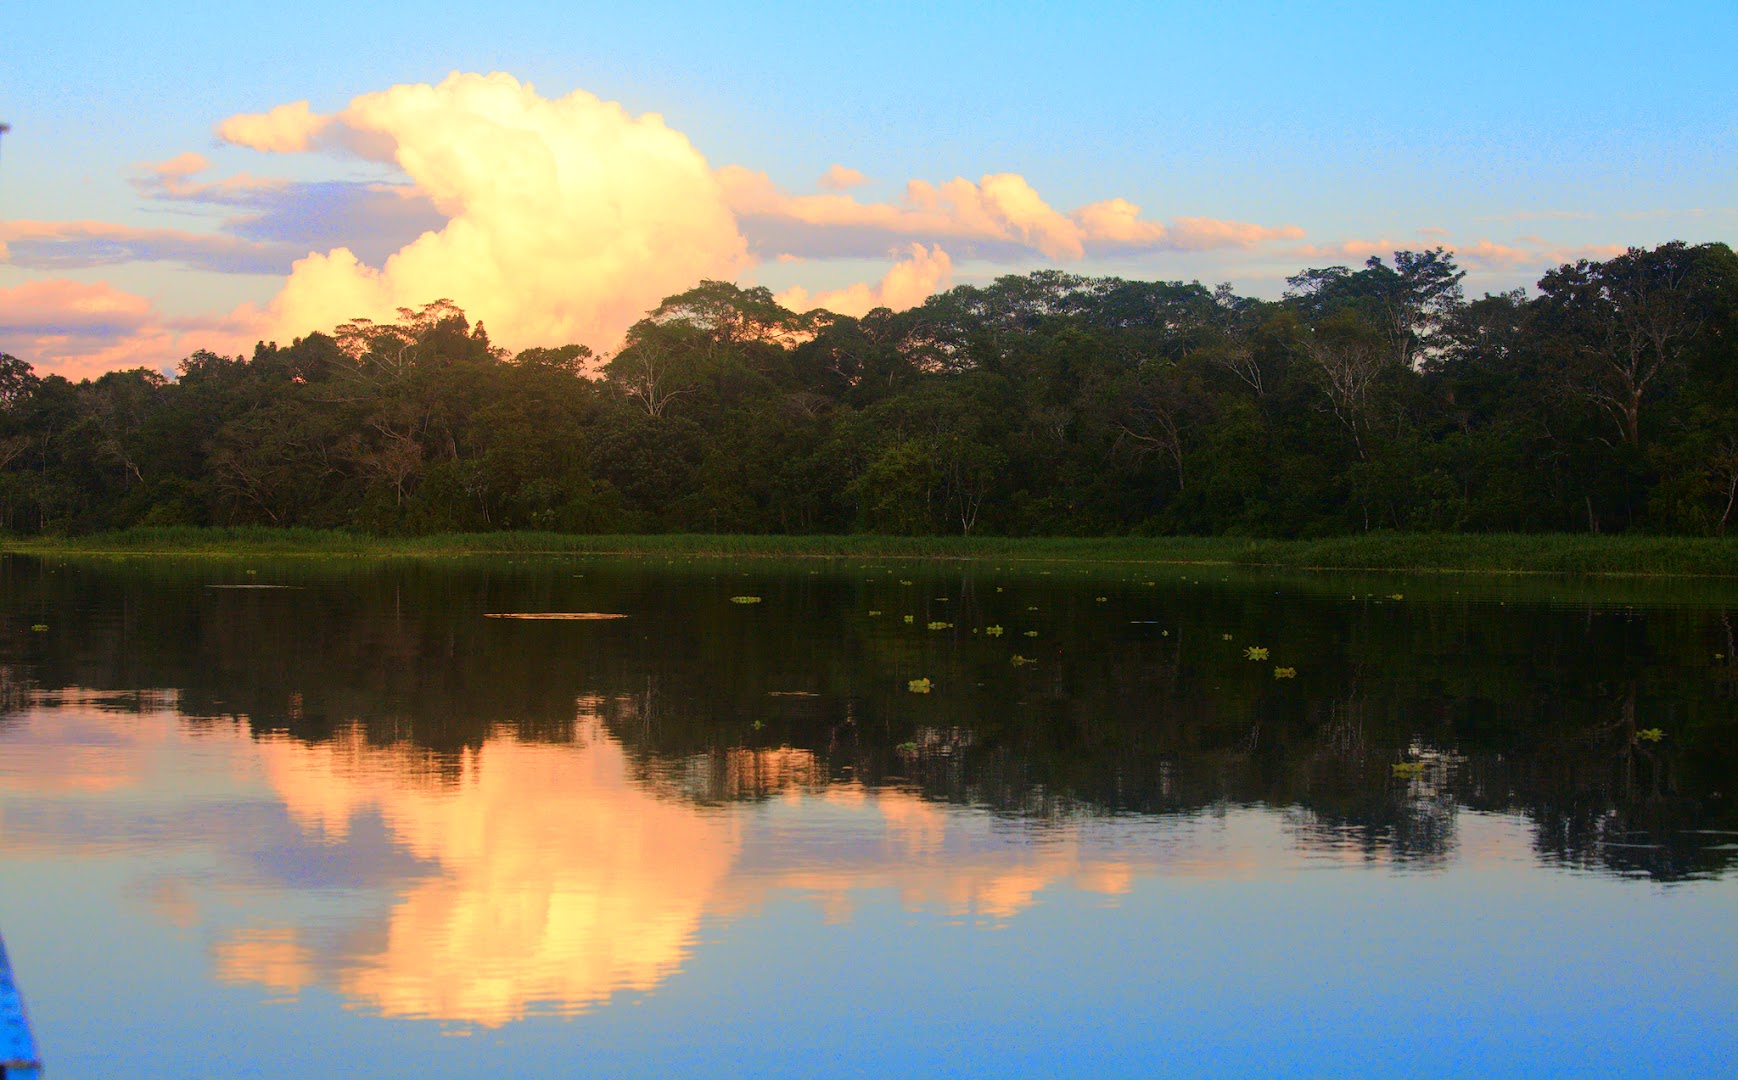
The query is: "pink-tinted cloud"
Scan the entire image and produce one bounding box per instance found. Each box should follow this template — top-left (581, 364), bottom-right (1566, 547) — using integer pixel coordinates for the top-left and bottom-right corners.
top-left (1291, 235), bottom-right (1628, 272)
top-left (0, 278), bottom-right (254, 380)
top-left (818, 164), bottom-right (867, 191)
top-left (215, 100), bottom-right (333, 154)
top-left (722, 167), bottom-right (1301, 261)
top-left (1163, 216), bottom-right (1305, 251)
top-left (775, 243), bottom-right (953, 316)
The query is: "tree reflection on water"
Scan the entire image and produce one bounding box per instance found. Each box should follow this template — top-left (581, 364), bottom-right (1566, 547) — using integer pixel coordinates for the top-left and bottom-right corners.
top-left (0, 556), bottom-right (1735, 1023)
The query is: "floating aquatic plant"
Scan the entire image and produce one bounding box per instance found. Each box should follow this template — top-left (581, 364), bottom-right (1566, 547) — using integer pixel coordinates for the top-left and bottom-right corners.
top-left (1011, 654), bottom-right (1036, 666)
top-left (1388, 593), bottom-right (1405, 600)
top-left (1274, 666), bottom-right (1297, 679)
top-left (868, 610), bottom-right (882, 616)
top-left (1222, 633), bottom-right (1234, 641)
top-left (903, 615), bottom-right (916, 623)
top-left (1024, 630), bottom-right (1039, 637)
top-left (31, 624), bottom-right (47, 632)
top-left (730, 596), bottom-right (762, 604)
top-left (1244, 646), bottom-right (1269, 660)
top-left (927, 620), bottom-right (953, 630)
top-left (1637, 728), bottom-right (1665, 742)
top-left (1095, 597), bottom-right (1108, 602)
top-left (907, 678), bottom-right (932, 693)
top-left (1392, 762), bottom-right (1427, 777)
top-left (985, 625), bottom-right (1004, 636)
top-left (896, 741), bottom-right (919, 753)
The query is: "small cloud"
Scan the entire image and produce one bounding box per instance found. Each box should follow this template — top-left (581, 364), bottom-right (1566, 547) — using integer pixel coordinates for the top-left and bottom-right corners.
top-left (1417, 226), bottom-right (1451, 237)
top-left (1162, 216), bottom-right (1304, 252)
top-left (148, 151), bottom-right (212, 181)
top-left (818, 164), bottom-right (867, 191)
top-left (776, 243), bottom-right (952, 317)
top-left (216, 100), bottom-right (332, 154)
top-left (1290, 235), bottom-right (1629, 273)
top-left (1291, 238), bottom-right (1406, 262)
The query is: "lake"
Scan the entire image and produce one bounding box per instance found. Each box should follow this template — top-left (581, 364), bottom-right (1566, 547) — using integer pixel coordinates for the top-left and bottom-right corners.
top-left (1, 554), bottom-right (1735, 1077)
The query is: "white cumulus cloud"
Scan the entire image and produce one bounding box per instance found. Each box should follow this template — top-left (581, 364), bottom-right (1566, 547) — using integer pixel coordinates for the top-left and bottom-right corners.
top-left (225, 73), bottom-right (751, 353)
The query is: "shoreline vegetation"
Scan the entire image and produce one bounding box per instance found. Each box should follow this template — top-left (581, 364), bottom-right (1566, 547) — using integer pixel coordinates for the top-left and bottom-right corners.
top-left (6, 527), bottom-right (1738, 577)
top-left (2, 245), bottom-right (1737, 545)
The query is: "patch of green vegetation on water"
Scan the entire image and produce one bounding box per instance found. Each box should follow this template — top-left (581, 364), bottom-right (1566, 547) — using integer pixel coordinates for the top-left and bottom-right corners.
top-left (5, 526), bottom-right (1738, 577)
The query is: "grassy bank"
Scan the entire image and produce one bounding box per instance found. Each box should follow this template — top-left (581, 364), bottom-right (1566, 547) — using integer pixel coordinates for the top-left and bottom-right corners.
top-left (4, 527), bottom-right (1738, 576)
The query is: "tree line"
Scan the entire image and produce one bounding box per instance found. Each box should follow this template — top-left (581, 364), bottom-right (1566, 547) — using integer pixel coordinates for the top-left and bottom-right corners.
top-left (2, 240), bottom-right (1735, 537)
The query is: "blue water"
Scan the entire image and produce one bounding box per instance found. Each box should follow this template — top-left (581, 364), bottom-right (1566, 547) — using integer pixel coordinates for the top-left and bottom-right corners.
top-left (0, 556), bottom-right (1733, 1077)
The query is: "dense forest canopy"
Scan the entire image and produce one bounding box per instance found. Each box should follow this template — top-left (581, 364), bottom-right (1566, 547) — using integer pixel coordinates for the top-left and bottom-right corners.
top-left (2, 241), bottom-right (1735, 537)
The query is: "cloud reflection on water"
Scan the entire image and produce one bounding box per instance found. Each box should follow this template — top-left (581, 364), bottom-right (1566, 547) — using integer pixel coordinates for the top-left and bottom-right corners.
top-left (0, 693), bottom-right (1541, 1027)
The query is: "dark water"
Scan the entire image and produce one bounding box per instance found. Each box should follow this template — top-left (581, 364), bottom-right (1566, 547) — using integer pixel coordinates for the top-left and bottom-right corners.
top-left (1, 554), bottom-right (1735, 1078)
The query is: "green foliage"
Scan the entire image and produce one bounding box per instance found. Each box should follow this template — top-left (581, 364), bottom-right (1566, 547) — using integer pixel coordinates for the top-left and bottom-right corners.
top-left (3, 243), bottom-right (1736, 541)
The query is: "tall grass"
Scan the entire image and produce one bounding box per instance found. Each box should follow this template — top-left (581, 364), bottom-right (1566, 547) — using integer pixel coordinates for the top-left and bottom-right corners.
top-left (6, 527), bottom-right (1738, 575)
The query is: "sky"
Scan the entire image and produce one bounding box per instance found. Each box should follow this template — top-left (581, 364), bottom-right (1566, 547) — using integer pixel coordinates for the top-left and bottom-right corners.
top-left (1, 0), bottom-right (1734, 379)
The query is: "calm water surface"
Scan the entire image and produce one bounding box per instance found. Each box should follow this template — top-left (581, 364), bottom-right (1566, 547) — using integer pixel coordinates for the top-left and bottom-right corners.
top-left (1, 555), bottom-right (1735, 1077)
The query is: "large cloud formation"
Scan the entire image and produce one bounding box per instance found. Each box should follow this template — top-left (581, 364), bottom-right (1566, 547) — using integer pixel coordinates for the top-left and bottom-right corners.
top-left (221, 73), bottom-right (751, 353)
top-left (3, 72), bottom-right (1311, 377)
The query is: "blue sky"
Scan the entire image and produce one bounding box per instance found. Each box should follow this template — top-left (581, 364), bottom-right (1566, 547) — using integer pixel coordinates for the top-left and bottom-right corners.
top-left (2, 1), bottom-right (1734, 375)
